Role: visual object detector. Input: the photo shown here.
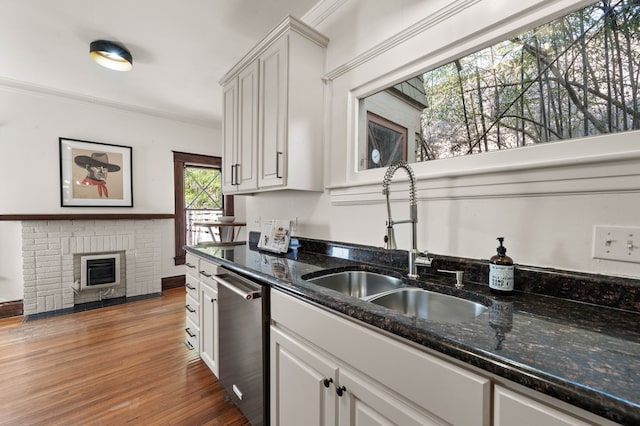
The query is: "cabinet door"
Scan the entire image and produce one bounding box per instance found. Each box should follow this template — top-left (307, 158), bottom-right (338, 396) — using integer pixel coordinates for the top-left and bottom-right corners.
top-left (337, 368), bottom-right (444, 426)
top-left (494, 386), bottom-right (591, 426)
top-left (200, 282), bottom-right (219, 378)
top-left (258, 35), bottom-right (288, 189)
top-left (271, 326), bottom-right (337, 426)
top-left (222, 77), bottom-right (238, 193)
top-left (236, 60), bottom-right (259, 192)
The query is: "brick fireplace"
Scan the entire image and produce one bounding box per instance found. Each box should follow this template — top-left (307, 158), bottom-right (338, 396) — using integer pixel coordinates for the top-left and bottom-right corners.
top-left (21, 220), bottom-right (162, 315)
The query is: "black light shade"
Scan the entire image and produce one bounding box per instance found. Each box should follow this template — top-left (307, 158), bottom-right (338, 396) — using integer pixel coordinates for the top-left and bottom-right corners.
top-left (89, 40), bottom-right (133, 71)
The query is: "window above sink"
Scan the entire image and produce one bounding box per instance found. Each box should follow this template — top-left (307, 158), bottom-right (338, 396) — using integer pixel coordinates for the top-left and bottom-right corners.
top-left (324, 0), bottom-right (640, 205)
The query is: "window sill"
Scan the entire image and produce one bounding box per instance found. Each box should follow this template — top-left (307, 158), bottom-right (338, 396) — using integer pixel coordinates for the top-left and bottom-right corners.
top-left (329, 131), bottom-right (640, 205)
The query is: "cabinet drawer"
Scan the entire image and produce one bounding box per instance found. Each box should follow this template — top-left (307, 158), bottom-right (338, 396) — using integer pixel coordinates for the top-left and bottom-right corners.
top-left (185, 294), bottom-right (200, 326)
top-left (185, 275), bottom-right (199, 301)
top-left (185, 253), bottom-right (200, 273)
top-left (494, 385), bottom-right (602, 426)
top-left (199, 258), bottom-right (221, 279)
top-left (185, 317), bottom-right (200, 352)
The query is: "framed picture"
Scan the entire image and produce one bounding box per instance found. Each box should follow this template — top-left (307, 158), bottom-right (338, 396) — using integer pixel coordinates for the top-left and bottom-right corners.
top-left (59, 137), bottom-right (133, 207)
top-left (366, 111), bottom-right (407, 169)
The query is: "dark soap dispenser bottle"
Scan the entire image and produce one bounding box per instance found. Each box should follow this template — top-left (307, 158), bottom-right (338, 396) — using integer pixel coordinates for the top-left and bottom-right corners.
top-left (489, 237), bottom-right (514, 294)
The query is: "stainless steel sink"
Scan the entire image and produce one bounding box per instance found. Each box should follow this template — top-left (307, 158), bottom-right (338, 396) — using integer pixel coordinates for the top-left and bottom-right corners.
top-left (305, 270), bottom-right (404, 298)
top-left (368, 288), bottom-right (487, 323)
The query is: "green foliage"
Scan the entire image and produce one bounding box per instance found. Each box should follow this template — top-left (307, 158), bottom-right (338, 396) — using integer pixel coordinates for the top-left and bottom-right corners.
top-left (184, 167), bottom-right (222, 210)
top-left (419, 0), bottom-right (640, 160)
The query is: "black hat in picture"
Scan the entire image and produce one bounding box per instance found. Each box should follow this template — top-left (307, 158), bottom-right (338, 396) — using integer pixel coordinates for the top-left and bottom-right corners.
top-left (74, 152), bottom-right (121, 172)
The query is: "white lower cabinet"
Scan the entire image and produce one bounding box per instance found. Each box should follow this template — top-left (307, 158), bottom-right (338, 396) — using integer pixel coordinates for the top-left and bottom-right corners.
top-left (271, 327), bottom-right (337, 426)
top-left (337, 368), bottom-right (444, 426)
top-left (270, 290), bottom-right (491, 426)
top-left (184, 253), bottom-right (201, 351)
top-left (184, 253), bottom-right (220, 379)
top-left (493, 386), bottom-right (604, 426)
top-left (200, 280), bottom-right (219, 378)
top-left (185, 317), bottom-right (200, 352)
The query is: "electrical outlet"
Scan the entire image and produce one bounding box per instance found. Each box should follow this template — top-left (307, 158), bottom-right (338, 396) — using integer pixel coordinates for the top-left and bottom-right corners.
top-left (592, 225), bottom-right (640, 263)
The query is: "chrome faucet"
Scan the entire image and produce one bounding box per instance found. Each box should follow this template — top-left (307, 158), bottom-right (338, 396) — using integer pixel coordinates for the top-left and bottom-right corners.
top-left (382, 160), bottom-right (420, 278)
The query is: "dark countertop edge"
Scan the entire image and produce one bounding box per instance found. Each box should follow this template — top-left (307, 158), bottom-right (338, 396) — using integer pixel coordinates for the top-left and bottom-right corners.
top-left (185, 246), bottom-right (640, 425)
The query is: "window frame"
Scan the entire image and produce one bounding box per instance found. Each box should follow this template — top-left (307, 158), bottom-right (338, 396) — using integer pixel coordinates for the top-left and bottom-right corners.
top-left (366, 111), bottom-right (408, 168)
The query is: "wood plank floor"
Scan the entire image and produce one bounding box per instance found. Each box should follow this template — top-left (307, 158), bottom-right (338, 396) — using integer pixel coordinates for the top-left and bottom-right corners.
top-left (0, 287), bottom-right (249, 426)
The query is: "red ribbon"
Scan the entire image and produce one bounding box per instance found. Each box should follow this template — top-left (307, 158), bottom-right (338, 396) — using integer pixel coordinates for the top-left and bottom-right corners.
top-left (80, 177), bottom-right (109, 198)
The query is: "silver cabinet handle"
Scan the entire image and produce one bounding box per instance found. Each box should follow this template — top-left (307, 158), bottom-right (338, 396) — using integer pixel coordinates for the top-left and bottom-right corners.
top-left (212, 273), bottom-right (261, 301)
top-left (234, 163), bottom-right (240, 185)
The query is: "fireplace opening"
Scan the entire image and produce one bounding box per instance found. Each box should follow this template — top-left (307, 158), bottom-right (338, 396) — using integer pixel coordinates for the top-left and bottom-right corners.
top-left (81, 254), bottom-right (121, 290)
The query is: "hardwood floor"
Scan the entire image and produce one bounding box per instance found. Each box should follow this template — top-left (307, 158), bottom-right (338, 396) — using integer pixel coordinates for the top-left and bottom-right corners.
top-left (0, 287), bottom-right (249, 425)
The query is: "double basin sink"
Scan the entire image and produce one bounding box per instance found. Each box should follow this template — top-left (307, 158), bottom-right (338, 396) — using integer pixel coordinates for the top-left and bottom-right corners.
top-left (304, 270), bottom-right (487, 323)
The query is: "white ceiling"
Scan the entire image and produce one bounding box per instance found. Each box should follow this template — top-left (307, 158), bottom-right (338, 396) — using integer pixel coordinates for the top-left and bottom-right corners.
top-left (0, 0), bottom-right (320, 127)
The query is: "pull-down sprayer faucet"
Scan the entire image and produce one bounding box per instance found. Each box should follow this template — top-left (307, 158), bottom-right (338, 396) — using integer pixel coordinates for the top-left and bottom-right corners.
top-left (382, 161), bottom-right (420, 278)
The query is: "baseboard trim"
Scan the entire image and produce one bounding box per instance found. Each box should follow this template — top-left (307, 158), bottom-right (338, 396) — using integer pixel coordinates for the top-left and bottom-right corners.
top-left (0, 300), bottom-right (24, 318)
top-left (162, 275), bottom-right (185, 291)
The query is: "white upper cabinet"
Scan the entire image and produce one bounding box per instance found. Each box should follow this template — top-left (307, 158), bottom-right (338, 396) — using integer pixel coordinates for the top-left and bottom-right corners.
top-left (222, 62), bottom-right (260, 193)
top-left (220, 16), bottom-right (329, 194)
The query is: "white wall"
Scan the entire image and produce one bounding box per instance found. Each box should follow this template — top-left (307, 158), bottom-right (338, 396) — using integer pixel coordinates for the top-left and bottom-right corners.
top-left (0, 86), bottom-right (222, 301)
top-left (240, 0), bottom-right (640, 280)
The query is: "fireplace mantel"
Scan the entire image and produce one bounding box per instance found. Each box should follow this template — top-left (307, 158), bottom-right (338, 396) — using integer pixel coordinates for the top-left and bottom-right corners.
top-left (0, 213), bottom-right (174, 221)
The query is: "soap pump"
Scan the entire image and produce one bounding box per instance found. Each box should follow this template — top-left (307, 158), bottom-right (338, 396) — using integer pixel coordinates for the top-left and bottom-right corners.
top-left (489, 237), bottom-right (514, 294)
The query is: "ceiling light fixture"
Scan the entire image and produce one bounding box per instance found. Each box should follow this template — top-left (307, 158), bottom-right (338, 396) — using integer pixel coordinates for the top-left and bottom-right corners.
top-left (89, 40), bottom-right (133, 71)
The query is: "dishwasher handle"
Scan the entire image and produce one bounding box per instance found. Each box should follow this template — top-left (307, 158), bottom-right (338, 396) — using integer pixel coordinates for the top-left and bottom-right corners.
top-left (212, 273), bottom-right (262, 301)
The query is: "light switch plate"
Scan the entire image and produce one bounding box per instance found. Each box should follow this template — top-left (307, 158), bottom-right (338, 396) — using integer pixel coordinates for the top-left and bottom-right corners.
top-left (592, 225), bottom-right (640, 263)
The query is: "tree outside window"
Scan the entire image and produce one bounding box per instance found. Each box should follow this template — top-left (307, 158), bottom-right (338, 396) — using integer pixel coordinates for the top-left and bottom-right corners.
top-left (184, 166), bottom-right (223, 245)
top-left (360, 0), bottom-right (640, 169)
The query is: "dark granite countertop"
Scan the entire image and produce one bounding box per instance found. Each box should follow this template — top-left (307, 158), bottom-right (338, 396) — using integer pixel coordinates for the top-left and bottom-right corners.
top-left (185, 241), bottom-right (640, 425)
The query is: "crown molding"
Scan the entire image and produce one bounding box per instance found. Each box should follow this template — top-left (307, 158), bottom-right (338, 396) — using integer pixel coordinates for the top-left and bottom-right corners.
top-left (219, 15), bottom-right (329, 86)
top-left (301, 0), bottom-right (349, 27)
top-left (323, 0), bottom-right (481, 81)
top-left (0, 77), bottom-right (218, 129)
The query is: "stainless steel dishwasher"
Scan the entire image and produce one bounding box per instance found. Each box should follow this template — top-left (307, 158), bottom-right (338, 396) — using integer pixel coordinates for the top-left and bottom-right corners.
top-left (212, 268), bottom-right (269, 426)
